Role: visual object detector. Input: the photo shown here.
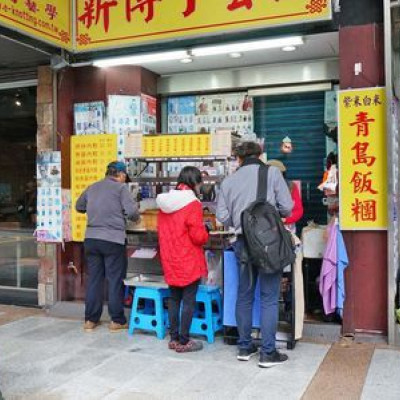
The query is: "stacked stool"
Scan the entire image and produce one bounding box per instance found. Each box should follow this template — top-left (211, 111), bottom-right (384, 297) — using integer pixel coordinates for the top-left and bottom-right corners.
top-left (127, 283), bottom-right (170, 340)
top-left (190, 285), bottom-right (223, 343)
top-left (127, 281), bottom-right (223, 343)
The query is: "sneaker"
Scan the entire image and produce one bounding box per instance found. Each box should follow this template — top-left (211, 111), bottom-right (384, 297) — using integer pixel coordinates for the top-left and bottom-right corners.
top-left (168, 340), bottom-right (179, 350)
top-left (109, 321), bottom-right (129, 333)
top-left (83, 321), bottom-right (100, 332)
top-left (258, 350), bottom-right (289, 368)
top-left (237, 344), bottom-right (259, 361)
top-left (175, 340), bottom-right (203, 353)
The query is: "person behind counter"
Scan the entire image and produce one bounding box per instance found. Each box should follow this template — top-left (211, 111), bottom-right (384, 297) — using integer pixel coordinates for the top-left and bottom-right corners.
top-left (216, 141), bottom-right (293, 368)
top-left (157, 166), bottom-right (209, 353)
top-left (76, 161), bottom-right (139, 333)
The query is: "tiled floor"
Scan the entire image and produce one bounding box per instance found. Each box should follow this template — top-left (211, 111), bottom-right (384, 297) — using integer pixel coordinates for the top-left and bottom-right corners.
top-left (0, 309), bottom-right (399, 400)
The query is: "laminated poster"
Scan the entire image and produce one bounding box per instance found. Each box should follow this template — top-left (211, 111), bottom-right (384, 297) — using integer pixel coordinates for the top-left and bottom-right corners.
top-left (36, 151), bottom-right (62, 243)
top-left (168, 93), bottom-right (253, 135)
top-left (108, 95), bottom-right (141, 159)
top-left (74, 101), bottom-right (106, 135)
top-left (71, 134), bottom-right (118, 242)
top-left (62, 189), bottom-right (72, 242)
top-left (141, 94), bottom-right (157, 135)
top-left (167, 96), bottom-right (196, 134)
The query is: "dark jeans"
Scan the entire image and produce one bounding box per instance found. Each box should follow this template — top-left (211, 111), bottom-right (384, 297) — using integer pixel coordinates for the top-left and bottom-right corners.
top-left (84, 239), bottom-right (127, 325)
top-left (168, 280), bottom-right (200, 345)
top-left (233, 238), bottom-right (282, 355)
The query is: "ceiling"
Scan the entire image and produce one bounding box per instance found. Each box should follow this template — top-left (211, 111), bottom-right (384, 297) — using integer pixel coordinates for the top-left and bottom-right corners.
top-left (0, 35), bottom-right (51, 82)
top-left (139, 32), bottom-right (339, 76)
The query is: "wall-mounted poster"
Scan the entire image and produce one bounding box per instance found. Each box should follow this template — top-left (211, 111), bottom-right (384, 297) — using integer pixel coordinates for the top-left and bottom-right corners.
top-left (74, 101), bottom-right (106, 135)
top-left (108, 95), bottom-right (141, 159)
top-left (62, 189), bottom-right (72, 242)
top-left (141, 94), bottom-right (157, 135)
top-left (168, 96), bottom-right (196, 134)
top-left (36, 151), bottom-right (62, 243)
top-left (167, 93), bottom-right (253, 135)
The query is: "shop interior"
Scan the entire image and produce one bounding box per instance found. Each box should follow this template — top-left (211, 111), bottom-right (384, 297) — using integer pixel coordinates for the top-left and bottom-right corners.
top-left (61, 31), bottom-right (342, 340)
top-left (0, 85), bottom-right (39, 305)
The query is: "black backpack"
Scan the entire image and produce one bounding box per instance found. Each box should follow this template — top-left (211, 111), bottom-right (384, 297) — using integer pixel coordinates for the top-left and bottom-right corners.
top-left (241, 165), bottom-right (295, 274)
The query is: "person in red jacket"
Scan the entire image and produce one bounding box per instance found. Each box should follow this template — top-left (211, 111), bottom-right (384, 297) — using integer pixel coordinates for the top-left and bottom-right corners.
top-left (157, 166), bottom-right (209, 353)
top-left (266, 160), bottom-right (303, 232)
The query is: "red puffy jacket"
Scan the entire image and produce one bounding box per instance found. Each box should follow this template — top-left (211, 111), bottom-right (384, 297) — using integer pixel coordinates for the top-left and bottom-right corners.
top-left (157, 188), bottom-right (209, 287)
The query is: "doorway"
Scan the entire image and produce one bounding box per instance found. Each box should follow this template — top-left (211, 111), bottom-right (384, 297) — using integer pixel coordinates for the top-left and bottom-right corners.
top-left (0, 85), bottom-right (39, 306)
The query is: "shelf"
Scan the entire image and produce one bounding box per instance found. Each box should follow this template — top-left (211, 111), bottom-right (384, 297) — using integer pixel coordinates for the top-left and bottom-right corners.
top-left (130, 176), bottom-right (223, 185)
top-left (127, 156), bottom-right (232, 162)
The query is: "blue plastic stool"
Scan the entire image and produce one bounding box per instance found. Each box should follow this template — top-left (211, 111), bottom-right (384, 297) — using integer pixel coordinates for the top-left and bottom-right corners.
top-left (190, 285), bottom-right (223, 343)
top-left (128, 286), bottom-right (170, 340)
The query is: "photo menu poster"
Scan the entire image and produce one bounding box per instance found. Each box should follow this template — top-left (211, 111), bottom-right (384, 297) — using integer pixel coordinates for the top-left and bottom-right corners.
top-left (36, 151), bottom-right (62, 243)
top-left (141, 94), bottom-right (157, 134)
top-left (108, 95), bottom-right (141, 159)
top-left (71, 134), bottom-right (117, 242)
top-left (167, 93), bottom-right (253, 135)
top-left (74, 101), bottom-right (106, 135)
top-left (167, 96), bottom-right (196, 133)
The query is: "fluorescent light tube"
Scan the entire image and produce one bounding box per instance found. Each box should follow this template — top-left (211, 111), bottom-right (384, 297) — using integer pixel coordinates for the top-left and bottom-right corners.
top-left (93, 50), bottom-right (189, 68)
top-left (192, 36), bottom-right (304, 57)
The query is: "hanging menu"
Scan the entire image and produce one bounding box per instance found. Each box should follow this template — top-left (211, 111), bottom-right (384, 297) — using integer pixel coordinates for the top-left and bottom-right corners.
top-left (36, 151), bottom-right (62, 243)
top-left (71, 134), bottom-right (118, 242)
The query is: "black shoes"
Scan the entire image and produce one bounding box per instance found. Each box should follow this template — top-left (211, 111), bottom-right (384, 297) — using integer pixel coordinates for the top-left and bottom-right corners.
top-left (258, 350), bottom-right (289, 368)
top-left (237, 344), bottom-right (259, 361)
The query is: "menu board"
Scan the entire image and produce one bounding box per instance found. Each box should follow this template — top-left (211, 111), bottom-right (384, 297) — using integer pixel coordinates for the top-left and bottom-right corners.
top-left (74, 102), bottom-right (106, 135)
top-left (36, 151), bottom-right (62, 243)
top-left (168, 93), bottom-right (253, 135)
top-left (71, 134), bottom-right (118, 242)
top-left (142, 134), bottom-right (210, 157)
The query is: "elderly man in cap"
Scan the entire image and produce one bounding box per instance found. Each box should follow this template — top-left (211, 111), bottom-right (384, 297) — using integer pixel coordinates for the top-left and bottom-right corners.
top-left (76, 161), bottom-right (139, 332)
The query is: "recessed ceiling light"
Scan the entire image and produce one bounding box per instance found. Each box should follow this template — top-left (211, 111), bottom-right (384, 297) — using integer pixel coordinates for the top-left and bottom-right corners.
top-left (180, 57), bottom-right (193, 64)
top-left (229, 52), bottom-right (243, 59)
top-left (15, 100), bottom-right (22, 107)
top-left (282, 46), bottom-right (297, 52)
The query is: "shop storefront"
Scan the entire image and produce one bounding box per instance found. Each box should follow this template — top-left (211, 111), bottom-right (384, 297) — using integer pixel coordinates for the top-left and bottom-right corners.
top-left (1, 0), bottom-right (398, 344)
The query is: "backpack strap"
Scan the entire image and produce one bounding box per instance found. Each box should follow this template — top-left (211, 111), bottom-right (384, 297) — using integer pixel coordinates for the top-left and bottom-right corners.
top-left (257, 165), bottom-right (269, 201)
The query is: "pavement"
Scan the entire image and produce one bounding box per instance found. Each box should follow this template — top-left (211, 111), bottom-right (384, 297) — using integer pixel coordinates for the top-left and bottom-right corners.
top-left (0, 306), bottom-right (399, 400)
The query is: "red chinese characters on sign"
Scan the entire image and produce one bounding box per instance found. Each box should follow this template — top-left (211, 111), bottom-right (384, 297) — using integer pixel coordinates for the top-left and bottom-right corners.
top-left (351, 142), bottom-right (376, 167)
top-left (25, 0), bottom-right (39, 13)
top-left (350, 171), bottom-right (378, 195)
top-left (126, 0), bottom-right (162, 23)
top-left (349, 111), bottom-right (375, 137)
top-left (348, 107), bottom-right (379, 222)
top-left (79, 0), bottom-right (118, 33)
top-left (45, 4), bottom-right (57, 20)
top-left (227, 0), bottom-right (253, 11)
top-left (183, 0), bottom-right (196, 17)
top-left (351, 199), bottom-right (377, 222)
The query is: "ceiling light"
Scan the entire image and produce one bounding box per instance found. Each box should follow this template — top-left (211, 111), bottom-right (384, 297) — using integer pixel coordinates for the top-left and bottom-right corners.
top-left (180, 57), bottom-right (193, 64)
top-left (229, 52), bottom-right (243, 59)
top-left (15, 100), bottom-right (22, 107)
top-left (192, 36), bottom-right (304, 57)
top-left (282, 46), bottom-right (297, 52)
top-left (93, 50), bottom-right (189, 68)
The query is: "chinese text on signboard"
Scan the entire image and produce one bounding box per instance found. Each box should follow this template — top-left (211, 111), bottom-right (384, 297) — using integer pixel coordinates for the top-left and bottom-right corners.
top-left (0, 0), bottom-right (72, 48)
top-left (71, 134), bottom-right (117, 242)
top-left (339, 88), bottom-right (388, 230)
top-left (76, 0), bottom-right (331, 50)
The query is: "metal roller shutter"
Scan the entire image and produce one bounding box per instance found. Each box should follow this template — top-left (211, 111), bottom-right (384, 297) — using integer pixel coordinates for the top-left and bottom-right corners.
top-left (254, 92), bottom-right (327, 228)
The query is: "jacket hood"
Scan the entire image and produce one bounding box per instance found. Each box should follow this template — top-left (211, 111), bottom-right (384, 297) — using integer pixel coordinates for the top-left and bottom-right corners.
top-left (156, 189), bottom-right (199, 214)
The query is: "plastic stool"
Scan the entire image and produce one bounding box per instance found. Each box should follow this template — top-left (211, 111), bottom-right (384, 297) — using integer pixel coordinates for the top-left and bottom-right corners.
top-left (190, 285), bottom-right (223, 343)
top-left (128, 286), bottom-right (170, 339)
